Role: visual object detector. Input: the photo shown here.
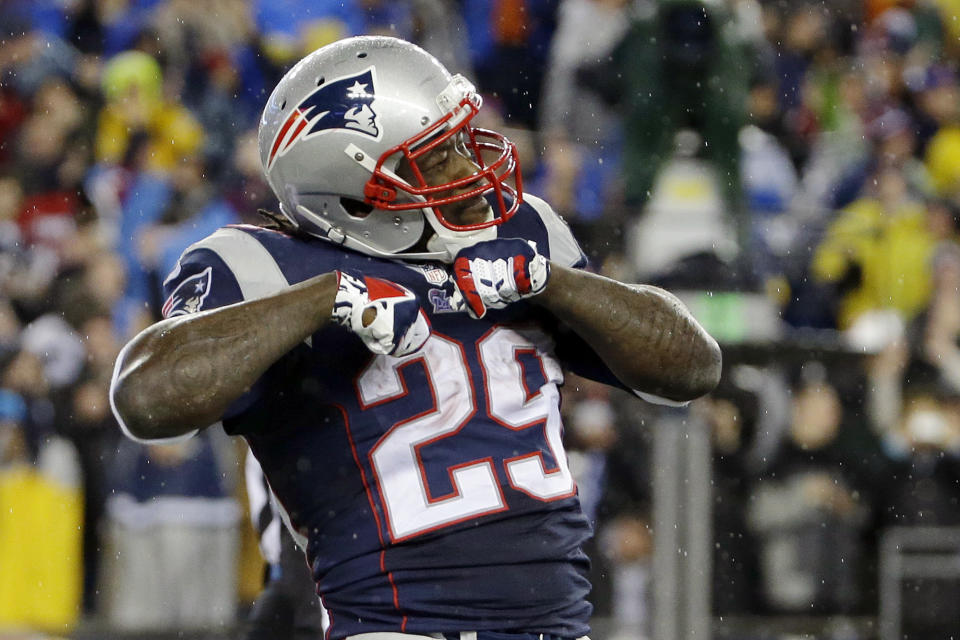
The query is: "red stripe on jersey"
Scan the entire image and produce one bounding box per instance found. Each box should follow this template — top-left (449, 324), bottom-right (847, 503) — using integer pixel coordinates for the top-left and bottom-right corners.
top-left (337, 403), bottom-right (405, 627)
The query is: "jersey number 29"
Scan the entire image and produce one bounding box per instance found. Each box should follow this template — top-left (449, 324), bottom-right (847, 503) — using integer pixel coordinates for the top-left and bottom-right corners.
top-left (356, 327), bottom-right (576, 541)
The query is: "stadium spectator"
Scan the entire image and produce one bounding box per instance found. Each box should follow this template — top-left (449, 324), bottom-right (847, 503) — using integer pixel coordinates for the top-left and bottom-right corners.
top-left (95, 50), bottom-right (204, 172)
top-left (747, 369), bottom-right (872, 614)
top-left (463, 0), bottom-right (558, 128)
top-left (598, 0), bottom-right (751, 209)
top-left (568, 380), bottom-right (658, 640)
top-left (917, 66), bottom-right (960, 199)
top-left (102, 431), bottom-right (241, 631)
top-left (696, 381), bottom-right (761, 615)
top-left (132, 152), bottom-right (240, 298)
top-left (812, 166), bottom-right (937, 329)
top-left (0, 387), bottom-right (83, 633)
top-left (64, 312), bottom-right (124, 613)
top-left (538, 0), bottom-right (628, 221)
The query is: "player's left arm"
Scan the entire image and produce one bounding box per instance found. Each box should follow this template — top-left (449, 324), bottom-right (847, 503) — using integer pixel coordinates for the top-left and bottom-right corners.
top-left (533, 264), bottom-right (722, 402)
top-left (451, 238), bottom-right (721, 402)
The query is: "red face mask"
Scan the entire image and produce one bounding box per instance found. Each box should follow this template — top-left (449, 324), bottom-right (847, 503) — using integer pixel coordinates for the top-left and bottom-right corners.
top-left (363, 93), bottom-right (523, 232)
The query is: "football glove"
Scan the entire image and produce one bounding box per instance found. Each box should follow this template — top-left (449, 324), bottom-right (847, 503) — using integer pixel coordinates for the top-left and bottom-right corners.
top-left (331, 270), bottom-right (431, 356)
top-left (452, 239), bottom-right (550, 319)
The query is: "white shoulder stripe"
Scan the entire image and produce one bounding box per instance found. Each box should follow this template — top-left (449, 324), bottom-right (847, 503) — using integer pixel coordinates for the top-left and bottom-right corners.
top-left (522, 193), bottom-right (585, 269)
top-left (181, 227), bottom-right (291, 300)
top-left (192, 227), bottom-right (312, 347)
top-left (113, 228), bottom-right (301, 444)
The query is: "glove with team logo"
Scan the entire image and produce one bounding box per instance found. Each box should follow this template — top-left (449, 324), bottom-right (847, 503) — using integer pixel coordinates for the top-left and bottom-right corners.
top-left (331, 270), bottom-right (431, 356)
top-left (452, 238), bottom-right (551, 319)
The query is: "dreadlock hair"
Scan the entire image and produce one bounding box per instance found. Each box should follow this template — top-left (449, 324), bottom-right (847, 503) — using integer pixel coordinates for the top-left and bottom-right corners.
top-left (256, 208), bottom-right (316, 241)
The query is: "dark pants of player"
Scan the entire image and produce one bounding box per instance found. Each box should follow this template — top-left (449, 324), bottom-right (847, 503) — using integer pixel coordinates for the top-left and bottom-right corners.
top-left (242, 529), bottom-right (324, 640)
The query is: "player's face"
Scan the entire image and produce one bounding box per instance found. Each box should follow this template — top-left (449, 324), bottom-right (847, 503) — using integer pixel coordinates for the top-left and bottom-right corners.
top-left (396, 132), bottom-right (493, 227)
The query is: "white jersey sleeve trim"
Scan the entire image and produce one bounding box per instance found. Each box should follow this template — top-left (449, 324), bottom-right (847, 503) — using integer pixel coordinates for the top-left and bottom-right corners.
top-left (109, 336), bottom-right (203, 444)
top-left (632, 389), bottom-right (691, 407)
top-left (112, 227), bottom-right (295, 444)
top-left (522, 193), bottom-right (586, 268)
top-left (272, 489), bottom-right (308, 551)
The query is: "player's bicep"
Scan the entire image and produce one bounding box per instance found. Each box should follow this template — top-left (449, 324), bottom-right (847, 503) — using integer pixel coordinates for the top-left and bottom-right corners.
top-left (160, 249), bottom-right (266, 422)
top-left (526, 197), bottom-right (684, 406)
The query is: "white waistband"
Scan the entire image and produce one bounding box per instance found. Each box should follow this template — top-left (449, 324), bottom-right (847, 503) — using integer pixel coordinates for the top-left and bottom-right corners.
top-left (345, 634), bottom-right (474, 640)
top-left (345, 634), bottom-right (589, 640)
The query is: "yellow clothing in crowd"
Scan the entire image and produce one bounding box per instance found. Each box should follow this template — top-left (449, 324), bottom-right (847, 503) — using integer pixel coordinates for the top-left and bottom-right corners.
top-left (95, 101), bottom-right (204, 171)
top-left (94, 50), bottom-right (204, 171)
top-left (925, 125), bottom-right (960, 197)
top-left (812, 197), bottom-right (936, 329)
top-left (933, 0), bottom-right (960, 43)
top-left (0, 465), bottom-right (83, 632)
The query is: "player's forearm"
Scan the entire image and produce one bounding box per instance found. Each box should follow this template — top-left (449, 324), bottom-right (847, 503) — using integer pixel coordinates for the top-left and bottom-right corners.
top-left (111, 273), bottom-right (339, 439)
top-left (534, 265), bottom-right (721, 401)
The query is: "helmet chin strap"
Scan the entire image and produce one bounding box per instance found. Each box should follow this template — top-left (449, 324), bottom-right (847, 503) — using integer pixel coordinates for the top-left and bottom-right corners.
top-left (293, 203), bottom-right (488, 263)
top-left (292, 203), bottom-right (445, 261)
top-left (422, 206), bottom-right (496, 260)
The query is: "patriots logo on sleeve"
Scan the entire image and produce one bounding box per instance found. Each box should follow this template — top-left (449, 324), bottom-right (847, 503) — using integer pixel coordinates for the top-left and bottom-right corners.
top-left (267, 68), bottom-right (380, 169)
top-left (162, 267), bottom-right (213, 318)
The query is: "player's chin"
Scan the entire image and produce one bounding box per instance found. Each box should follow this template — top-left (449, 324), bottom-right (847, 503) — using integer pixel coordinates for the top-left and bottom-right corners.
top-left (443, 197), bottom-right (492, 227)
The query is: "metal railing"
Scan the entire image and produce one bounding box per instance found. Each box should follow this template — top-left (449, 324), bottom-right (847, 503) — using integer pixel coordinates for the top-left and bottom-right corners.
top-left (879, 526), bottom-right (960, 640)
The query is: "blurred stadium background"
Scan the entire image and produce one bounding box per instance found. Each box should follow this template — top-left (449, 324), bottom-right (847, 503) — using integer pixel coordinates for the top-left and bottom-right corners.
top-left (2, 0), bottom-right (960, 638)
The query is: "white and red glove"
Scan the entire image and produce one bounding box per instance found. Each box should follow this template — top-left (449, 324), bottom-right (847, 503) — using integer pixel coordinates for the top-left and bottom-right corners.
top-left (332, 270), bottom-right (431, 356)
top-left (452, 239), bottom-right (551, 319)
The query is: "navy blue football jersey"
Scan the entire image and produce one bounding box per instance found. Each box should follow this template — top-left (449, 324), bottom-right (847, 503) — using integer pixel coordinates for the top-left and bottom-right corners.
top-left (158, 195), bottom-right (630, 639)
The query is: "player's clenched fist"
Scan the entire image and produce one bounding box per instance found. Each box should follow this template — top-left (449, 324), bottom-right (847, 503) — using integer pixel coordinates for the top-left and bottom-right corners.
top-left (452, 238), bottom-right (550, 318)
top-left (331, 270), bottom-right (431, 356)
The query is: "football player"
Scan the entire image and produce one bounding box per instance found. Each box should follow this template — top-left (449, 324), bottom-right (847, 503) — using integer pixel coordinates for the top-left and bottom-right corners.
top-left (110, 36), bottom-right (721, 640)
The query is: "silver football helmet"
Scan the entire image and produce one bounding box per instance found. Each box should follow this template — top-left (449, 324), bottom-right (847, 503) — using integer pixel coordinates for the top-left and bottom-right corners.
top-left (258, 36), bottom-right (522, 261)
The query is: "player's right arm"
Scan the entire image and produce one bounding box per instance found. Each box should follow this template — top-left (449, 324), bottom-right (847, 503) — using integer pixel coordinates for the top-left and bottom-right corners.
top-left (111, 273), bottom-right (339, 440)
top-left (112, 239), bottom-right (430, 441)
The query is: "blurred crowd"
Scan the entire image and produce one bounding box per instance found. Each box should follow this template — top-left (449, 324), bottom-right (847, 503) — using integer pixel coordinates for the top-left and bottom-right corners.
top-left (2, 0), bottom-right (960, 638)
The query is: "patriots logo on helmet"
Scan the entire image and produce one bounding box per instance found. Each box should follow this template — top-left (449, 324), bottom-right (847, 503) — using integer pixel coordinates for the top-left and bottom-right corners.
top-left (162, 267), bottom-right (213, 318)
top-left (267, 68), bottom-right (380, 169)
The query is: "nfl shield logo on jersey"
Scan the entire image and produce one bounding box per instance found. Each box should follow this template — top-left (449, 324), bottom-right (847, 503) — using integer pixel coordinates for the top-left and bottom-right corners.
top-left (161, 267), bottom-right (213, 318)
top-left (267, 68), bottom-right (381, 169)
top-left (410, 264), bottom-right (448, 286)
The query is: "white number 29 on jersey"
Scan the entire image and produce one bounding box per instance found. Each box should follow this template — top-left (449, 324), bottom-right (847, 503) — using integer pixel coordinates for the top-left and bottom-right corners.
top-left (356, 327), bottom-right (576, 541)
